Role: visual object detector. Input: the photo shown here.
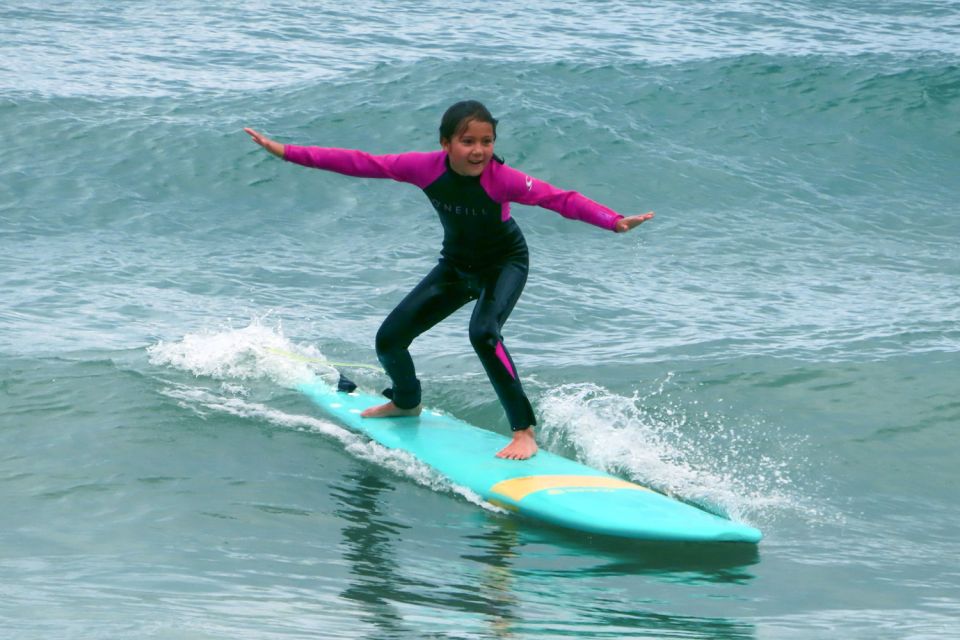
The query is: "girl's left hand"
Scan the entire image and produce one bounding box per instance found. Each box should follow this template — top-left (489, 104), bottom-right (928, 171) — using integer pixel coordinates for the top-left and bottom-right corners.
top-left (615, 212), bottom-right (654, 233)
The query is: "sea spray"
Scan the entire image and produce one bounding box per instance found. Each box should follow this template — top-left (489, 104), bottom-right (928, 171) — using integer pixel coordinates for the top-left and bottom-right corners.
top-left (537, 379), bottom-right (825, 526)
top-left (146, 317), bottom-right (327, 388)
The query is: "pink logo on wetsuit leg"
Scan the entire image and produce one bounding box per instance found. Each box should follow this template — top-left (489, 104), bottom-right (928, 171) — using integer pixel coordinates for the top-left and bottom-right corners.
top-left (495, 342), bottom-right (517, 380)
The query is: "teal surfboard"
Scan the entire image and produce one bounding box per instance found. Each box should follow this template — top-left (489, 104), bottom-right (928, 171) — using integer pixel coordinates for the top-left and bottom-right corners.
top-left (300, 377), bottom-right (762, 543)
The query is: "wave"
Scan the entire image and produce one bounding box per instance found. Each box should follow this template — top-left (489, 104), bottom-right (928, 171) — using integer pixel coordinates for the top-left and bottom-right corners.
top-left (5, 52), bottom-right (956, 228)
top-left (3, 0), bottom-right (959, 98)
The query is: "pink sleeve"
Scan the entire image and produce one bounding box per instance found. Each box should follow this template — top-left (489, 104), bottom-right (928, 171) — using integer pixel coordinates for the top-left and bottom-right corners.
top-left (485, 163), bottom-right (623, 231)
top-left (282, 146), bottom-right (444, 190)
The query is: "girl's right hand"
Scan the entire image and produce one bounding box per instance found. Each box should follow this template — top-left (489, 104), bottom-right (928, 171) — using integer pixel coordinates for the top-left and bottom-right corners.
top-left (244, 128), bottom-right (285, 158)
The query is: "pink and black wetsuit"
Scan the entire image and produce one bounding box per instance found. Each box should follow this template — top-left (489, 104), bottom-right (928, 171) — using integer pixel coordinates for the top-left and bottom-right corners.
top-left (283, 146), bottom-right (623, 430)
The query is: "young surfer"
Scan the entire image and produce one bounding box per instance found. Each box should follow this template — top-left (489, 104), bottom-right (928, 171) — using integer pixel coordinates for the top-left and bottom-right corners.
top-left (244, 100), bottom-right (653, 460)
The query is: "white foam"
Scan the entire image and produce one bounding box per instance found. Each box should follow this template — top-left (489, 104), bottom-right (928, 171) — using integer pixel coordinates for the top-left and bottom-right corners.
top-left (537, 380), bottom-right (826, 526)
top-left (147, 316), bottom-right (335, 389)
top-left (160, 384), bottom-right (356, 442)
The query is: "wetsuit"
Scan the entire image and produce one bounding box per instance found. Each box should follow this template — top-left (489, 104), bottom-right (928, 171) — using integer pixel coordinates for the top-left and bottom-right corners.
top-left (283, 146), bottom-right (624, 430)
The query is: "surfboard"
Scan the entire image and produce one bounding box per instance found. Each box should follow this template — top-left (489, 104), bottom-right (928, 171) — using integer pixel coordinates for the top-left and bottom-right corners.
top-left (299, 376), bottom-right (762, 543)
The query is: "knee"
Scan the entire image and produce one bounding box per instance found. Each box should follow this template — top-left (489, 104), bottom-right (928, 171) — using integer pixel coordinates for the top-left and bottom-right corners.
top-left (469, 323), bottom-right (498, 353)
top-left (375, 323), bottom-right (409, 355)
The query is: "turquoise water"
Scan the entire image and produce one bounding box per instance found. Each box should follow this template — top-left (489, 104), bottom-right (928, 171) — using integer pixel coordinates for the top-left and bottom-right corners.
top-left (2, 1), bottom-right (959, 638)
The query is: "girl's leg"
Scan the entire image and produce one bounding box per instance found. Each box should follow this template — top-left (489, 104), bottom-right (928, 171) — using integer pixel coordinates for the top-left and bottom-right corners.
top-left (372, 261), bottom-right (473, 410)
top-left (468, 258), bottom-right (536, 431)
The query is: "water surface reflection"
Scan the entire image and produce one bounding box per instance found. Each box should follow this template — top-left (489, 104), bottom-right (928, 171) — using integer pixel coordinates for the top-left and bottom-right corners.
top-left (333, 467), bottom-right (759, 638)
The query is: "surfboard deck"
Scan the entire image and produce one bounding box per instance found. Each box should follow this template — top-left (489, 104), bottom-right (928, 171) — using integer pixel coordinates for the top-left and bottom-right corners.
top-left (299, 377), bottom-right (762, 543)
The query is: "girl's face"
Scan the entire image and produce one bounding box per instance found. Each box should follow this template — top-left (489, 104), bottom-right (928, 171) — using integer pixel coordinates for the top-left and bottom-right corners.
top-left (441, 119), bottom-right (495, 177)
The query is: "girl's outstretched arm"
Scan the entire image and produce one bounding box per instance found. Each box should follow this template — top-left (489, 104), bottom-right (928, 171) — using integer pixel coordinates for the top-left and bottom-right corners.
top-left (244, 128), bottom-right (284, 157)
top-left (489, 163), bottom-right (653, 232)
top-left (244, 128), bottom-right (443, 188)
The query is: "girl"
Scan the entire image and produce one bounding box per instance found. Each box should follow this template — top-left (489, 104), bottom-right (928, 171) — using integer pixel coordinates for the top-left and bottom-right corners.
top-left (244, 101), bottom-right (653, 460)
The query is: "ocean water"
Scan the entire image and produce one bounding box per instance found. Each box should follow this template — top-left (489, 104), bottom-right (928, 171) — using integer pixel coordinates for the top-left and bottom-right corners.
top-left (2, 1), bottom-right (959, 638)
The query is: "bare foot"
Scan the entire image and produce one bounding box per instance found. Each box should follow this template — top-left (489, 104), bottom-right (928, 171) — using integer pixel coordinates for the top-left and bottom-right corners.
top-left (361, 401), bottom-right (422, 419)
top-left (496, 428), bottom-right (538, 460)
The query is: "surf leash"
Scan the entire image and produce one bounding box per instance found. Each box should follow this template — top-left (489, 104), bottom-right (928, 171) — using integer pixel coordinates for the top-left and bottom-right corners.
top-left (264, 347), bottom-right (384, 373)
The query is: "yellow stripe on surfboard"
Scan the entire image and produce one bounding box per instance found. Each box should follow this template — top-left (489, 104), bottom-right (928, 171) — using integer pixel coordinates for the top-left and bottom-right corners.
top-left (490, 475), bottom-right (651, 502)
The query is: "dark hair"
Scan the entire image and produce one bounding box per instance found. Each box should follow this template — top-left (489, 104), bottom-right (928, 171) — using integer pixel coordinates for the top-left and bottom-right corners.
top-left (438, 100), bottom-right (498, 143)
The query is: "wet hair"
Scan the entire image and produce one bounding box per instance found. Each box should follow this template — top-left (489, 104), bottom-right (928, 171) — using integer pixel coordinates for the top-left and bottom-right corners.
top-left (438, 100), bottom-right (498, 143)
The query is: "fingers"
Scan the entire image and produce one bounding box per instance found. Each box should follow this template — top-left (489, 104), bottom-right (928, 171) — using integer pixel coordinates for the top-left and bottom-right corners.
top-left (244, 128), bottom-right (281, 157)
top-left (243, 128), bottom-right (266, 147)
top-left (616, 212), bottom-right (655, 233)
